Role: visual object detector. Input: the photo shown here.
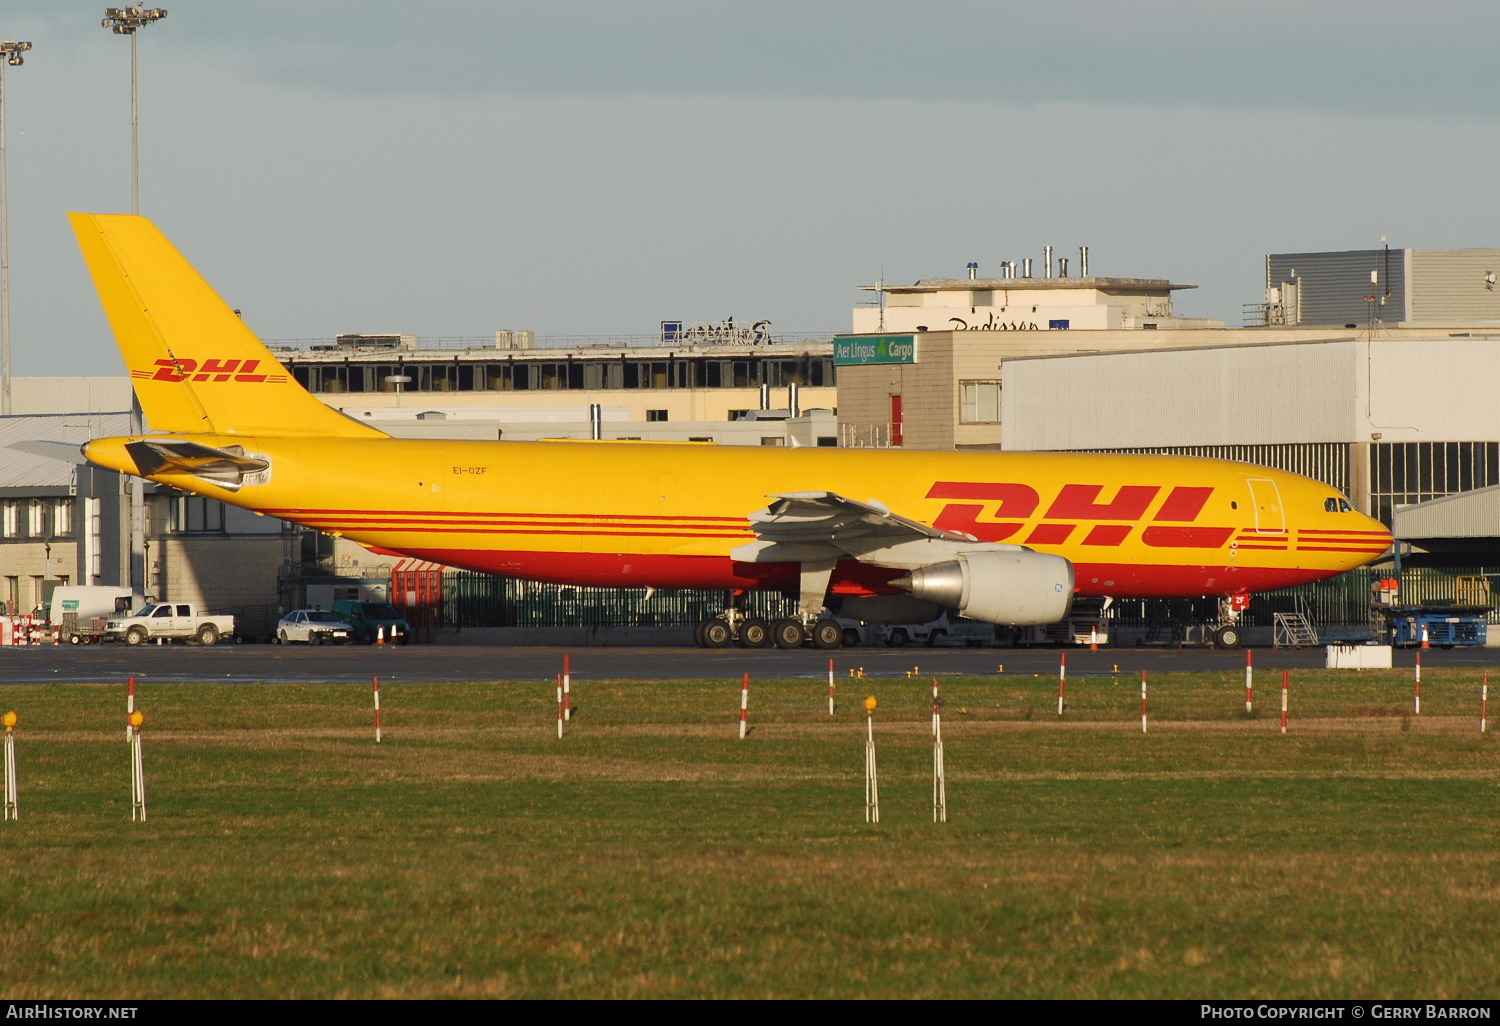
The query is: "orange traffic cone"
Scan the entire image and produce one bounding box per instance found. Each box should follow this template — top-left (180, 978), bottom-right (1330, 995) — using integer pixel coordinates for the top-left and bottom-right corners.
top-left (377, 625), bottom-right (386, 645)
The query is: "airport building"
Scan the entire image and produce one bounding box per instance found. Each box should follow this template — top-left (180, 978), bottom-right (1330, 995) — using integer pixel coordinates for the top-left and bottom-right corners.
top-left (834, 247), bottom-right (1500, 451)
top-left (273, 330), bottom-right (839, 446)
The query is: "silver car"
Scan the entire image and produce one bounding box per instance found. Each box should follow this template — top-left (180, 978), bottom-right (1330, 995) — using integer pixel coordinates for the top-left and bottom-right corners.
top-left (275, 609), bottom-right (355, 645)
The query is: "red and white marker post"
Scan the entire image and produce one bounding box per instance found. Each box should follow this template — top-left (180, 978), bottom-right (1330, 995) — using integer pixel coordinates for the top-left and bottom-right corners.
top-left (739, 673), bottom-right (751, 740)
top-left (1245, 649), bottom-right (1254, 714)
top-left (126, 676), bottom-right (136, 743)
top-left (1281, 669), bottom-right (1290, 734)
top-left (1058, 651), bottom-right (1067, 716)
top-left (556, 674), bottom-right (564, 739)
top-left (1140, 670), bottom-right (1149, 733)
top-left (828, 659), bottom-right (836, 717)
top-left (563, 654), bottom-right (573, 722)
top-left (1482, 672), bottom-right (1489, 735)
top-left (373, 676), bottom-right (383, 743)
top-left (931, 680), bottom-right (946, 823)
top-left (1414, 651), bottom-right (1423, 715)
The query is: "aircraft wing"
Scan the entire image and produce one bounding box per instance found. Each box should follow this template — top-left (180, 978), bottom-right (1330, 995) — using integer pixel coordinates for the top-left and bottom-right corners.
top-left (733, 490), bottom-right (985, 567)
top-left (751, 491), bottom-right (972, 544)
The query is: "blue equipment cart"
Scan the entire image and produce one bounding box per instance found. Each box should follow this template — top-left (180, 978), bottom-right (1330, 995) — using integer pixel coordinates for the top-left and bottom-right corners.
top-left (1381, 605), bottom-right (1491, 647)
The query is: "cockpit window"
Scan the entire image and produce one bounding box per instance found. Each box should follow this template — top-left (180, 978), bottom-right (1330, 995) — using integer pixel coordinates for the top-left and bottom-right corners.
top-left (1324, 497), bottom-right (1354, 513)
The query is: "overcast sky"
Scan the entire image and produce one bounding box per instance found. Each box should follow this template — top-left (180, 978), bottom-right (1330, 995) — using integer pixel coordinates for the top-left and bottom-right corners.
top-left (3, 0), bottom-right (1498, 375)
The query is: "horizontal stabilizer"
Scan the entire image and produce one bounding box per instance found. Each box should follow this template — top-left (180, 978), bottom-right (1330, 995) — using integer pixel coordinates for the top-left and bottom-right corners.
top-left (8, 440), bottom-right (89, 465)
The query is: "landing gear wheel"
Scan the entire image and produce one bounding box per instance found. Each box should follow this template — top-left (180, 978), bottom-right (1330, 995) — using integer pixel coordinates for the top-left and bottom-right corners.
top-left (1213, 624), bottom-right (1242, 650)
top-left (700, 619), bottom-right (733, 649)
top-left (738, 619), bottom-right (771, 648)
top-left (771, 618), bottom-right (806, 649)
top-left (885, 627), bottom-right (909, 648)
top-left (810, 620), bottom-right (843, 650)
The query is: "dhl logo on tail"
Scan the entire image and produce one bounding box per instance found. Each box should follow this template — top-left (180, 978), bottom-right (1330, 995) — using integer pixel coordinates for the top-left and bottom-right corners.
top-left (132, 358), bottom-right (287, 384)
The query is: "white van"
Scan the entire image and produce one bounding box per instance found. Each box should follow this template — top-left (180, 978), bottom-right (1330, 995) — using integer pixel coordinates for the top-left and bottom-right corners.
top-left (48, 586), bottom-right (148, 644)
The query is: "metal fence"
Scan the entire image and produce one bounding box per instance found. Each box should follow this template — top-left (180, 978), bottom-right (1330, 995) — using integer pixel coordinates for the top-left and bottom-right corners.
top-left (440, 567), bottom-right (1499, 631)
top-left (444, 572), bottom-right (797, 628)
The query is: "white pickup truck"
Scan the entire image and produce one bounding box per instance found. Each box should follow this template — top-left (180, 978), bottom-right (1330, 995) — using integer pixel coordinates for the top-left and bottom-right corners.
top-left (105, 602), bottom-right (236, 646)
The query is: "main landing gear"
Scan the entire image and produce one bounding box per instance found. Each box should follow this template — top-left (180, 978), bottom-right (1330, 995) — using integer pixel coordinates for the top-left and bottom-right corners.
top-left (693, 612), bottom-right (845, 649)
top-left (693, 597), bottom-right (845, 650)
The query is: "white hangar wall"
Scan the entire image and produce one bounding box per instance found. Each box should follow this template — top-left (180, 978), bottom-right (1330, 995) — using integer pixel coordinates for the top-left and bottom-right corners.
top-left (1002, 337), bottom-right (1500, 451)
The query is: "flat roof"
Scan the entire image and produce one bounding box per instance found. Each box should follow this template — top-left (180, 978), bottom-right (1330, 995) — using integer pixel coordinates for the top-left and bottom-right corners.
top-left (862, 276), bottom-right (1193, 294)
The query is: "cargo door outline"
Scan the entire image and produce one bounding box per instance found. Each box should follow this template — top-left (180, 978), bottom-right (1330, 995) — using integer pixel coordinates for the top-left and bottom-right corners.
top-left (1248, 478), bottom-right (1285, 534)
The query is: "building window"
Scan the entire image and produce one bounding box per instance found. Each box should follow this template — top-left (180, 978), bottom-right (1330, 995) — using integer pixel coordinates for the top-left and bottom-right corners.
top-left (173, 496), bottom-right (226, 533)
top-left (761, 437), bottom-right (784, 446)
top-left (646, 410), bottom-right (669, 422)
top-left (960, 380), bottom-right (1002, 424)
top-left (2, 501), bottom-right (17, 539)
top-left (26, 500), bottom-right (46, 538)
top-left (51, 499), bottom-right (74, 538)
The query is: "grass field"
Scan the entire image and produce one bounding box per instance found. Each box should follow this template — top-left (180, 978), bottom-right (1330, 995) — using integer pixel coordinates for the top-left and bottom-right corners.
top-left (0, 666), bottom-right (1497, 999)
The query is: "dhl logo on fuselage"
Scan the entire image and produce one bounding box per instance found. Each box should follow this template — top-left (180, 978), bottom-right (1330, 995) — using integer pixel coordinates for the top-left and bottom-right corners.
top-left (928, 481), bottom-right (1230, 549)
top-left (130, 358), bottom-right (288, 384)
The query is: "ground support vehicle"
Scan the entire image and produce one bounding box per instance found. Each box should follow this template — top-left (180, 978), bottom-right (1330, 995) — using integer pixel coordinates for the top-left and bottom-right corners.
top-left (879, 613), bottom-right (999, 648)
top-left (1379, 604), bottom-right (1490, 648)
top-left (105, 603), bottom-right (236, 646)
top-left (331, 600), bottom-right (412, 645)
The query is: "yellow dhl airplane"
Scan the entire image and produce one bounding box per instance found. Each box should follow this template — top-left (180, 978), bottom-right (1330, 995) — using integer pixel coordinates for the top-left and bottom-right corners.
top-left (69, 213), bottom-right (1392, 649)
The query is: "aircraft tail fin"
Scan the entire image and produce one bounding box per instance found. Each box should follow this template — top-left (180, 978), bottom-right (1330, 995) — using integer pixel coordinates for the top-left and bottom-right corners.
top-left (69, 213), bottom-right (386, 439)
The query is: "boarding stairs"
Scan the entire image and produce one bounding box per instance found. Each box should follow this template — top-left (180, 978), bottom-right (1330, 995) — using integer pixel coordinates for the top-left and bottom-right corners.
top-left (1273, 612), bottom-right (1319, 649)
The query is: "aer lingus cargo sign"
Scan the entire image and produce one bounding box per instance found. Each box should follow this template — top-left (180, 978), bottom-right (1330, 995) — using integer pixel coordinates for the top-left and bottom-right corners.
top-left (833, 334), bottom-right (917, 367)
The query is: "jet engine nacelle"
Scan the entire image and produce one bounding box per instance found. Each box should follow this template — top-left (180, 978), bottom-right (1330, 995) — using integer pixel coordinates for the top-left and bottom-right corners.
top-left (893, 549), bottom-right (1074, 626)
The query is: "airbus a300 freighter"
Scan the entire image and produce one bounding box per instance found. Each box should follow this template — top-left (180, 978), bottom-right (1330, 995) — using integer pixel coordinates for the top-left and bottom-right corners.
top-left (69, 214), bottom-right (1392, 649)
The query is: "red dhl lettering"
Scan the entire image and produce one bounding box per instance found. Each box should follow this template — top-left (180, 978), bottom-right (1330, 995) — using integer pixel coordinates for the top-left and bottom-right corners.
top-left (924, 481), bottom-right (1232, 549)
top-left (146, 357), bottom-right (268, 383)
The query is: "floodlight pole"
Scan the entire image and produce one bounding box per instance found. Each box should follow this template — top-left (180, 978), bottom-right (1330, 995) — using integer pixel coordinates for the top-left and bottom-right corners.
top-left (0, 40), bottom-right (31, 418)
top-left (102, 8), bottom-right (166, 594)
top-left (102, 7), bottom-right (168, 215)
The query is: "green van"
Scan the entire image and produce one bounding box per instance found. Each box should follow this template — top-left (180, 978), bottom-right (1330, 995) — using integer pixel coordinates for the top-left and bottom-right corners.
top-left (331, 600), bottom-right (412, 645)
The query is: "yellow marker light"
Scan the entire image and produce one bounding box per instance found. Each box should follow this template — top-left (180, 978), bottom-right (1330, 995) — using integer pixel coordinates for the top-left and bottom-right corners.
top-left (128, 710), bottom-right (144, 729)
top-left (863, 696), bottom-right (877, 714)
top-left (2, 711), bottom-right (15, 730)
